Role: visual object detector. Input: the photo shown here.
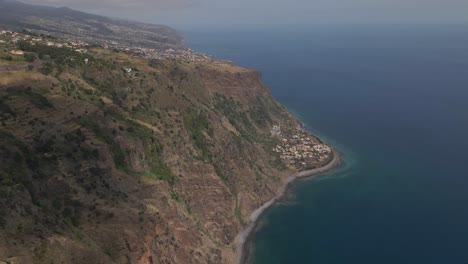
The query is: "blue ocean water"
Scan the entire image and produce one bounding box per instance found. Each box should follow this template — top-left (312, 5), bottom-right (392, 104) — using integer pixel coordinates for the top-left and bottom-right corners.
top-left (186, 25), bottom-right (468, 264)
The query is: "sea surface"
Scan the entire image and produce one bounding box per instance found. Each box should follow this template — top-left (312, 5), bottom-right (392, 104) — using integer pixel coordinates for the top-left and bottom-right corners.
top-left (186, 24), bottom-right (468, 264)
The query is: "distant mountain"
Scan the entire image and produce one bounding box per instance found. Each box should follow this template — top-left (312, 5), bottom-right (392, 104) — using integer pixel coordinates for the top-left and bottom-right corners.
top-left (0, 0), bottom-right (183, 49)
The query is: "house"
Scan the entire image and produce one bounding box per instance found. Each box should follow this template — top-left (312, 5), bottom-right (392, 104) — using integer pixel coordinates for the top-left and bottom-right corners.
top-left (10, 50), bottom-right (24, 55)
top-left (271, 125), bottom-right (282, 137)
top-left (124, 68), bottom-right (132, 73)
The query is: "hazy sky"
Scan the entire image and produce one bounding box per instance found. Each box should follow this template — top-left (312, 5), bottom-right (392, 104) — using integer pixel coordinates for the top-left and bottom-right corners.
top-left (21, 0), bottom-right (468, 28)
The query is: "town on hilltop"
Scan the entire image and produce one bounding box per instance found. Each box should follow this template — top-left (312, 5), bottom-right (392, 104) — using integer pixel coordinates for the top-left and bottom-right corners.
top-left (0, 28), bottom-right (228, 64)
top-left (271, 125), bottom-right (332, 171)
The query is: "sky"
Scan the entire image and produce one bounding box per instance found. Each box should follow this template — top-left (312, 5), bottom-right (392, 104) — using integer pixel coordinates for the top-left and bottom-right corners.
top-left (19, 0), bottom-right (468, 29)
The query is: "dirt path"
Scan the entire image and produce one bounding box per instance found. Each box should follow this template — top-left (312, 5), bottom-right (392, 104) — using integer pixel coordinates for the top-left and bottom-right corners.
top-left (0, 64), bottom-right (28, 71)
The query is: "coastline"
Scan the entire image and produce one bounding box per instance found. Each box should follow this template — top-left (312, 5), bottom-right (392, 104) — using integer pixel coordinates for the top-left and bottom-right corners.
top-left (234, 149), bottom-right (342, 264)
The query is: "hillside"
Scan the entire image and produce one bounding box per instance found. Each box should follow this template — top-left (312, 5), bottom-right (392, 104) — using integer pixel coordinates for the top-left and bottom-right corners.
top-left (0, 30), bottom-right (332, 263)
top-left (0, 0), bottom-right (183, 49)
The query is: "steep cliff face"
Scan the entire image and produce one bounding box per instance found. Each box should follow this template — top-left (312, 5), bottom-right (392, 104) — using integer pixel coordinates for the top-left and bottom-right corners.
top-left (0, 48), bottom-right (300, 263)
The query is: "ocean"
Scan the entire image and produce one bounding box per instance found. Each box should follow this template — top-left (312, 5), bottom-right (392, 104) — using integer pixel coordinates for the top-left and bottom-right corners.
top-left (186, 24), bottom-right (468, 264)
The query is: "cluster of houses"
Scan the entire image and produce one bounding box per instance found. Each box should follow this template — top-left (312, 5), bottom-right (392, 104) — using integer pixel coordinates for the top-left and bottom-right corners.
top-left (106, 44), bottom-right (223, 64)
top-left (0, 29), bottom-right (89, 54)
top-left (1, 30), bottom-right (23, 55)
top-left (148, 48), bottom-right (219, 63)
top-left (271, 125), bottom-right (332, 168)
top-left (79, 33), bottom-right (227, 63)
top-left (0, 29), bottom-right (18, 38)
top-left (1, 28), bottom-right (227, 65)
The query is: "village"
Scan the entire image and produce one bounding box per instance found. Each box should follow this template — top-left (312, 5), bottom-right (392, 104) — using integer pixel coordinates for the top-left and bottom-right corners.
top-left (0, 28), bottom-right (226, 64)
top-left (0, 29), bottom-right (88, 53)
top-left (115, 45), bottom-right (224, 64)
top-left (271, 125), bottom-right (332, 170)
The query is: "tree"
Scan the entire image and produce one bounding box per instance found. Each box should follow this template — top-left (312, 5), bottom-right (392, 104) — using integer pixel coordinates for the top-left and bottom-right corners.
top-left (41, 62), bottom-right (54, 76)
top-left (24, 52), bottom-right (36, 62)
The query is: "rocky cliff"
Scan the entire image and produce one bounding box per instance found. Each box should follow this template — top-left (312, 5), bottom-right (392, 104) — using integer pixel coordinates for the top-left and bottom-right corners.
top-left (0, 44), bottom-right (307, 263)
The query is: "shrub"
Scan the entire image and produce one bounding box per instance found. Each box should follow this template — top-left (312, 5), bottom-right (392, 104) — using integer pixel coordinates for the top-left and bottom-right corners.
top-left (24, 52), bottom-right (37, 62)
top-left (183, 111), bottom-right (212, 161)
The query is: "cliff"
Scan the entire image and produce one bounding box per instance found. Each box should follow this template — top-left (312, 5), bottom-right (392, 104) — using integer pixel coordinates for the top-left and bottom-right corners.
top-left (0, 41), bottom-right (311, 263)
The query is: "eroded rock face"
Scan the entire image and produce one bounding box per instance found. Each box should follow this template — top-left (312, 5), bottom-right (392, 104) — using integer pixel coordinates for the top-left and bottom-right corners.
top-left (0, 50), bottom-right (299, 263)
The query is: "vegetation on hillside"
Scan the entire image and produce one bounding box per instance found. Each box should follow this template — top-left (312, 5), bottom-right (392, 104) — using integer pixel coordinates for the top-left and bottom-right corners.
top-left (0, 37), bottom-right (295, 264)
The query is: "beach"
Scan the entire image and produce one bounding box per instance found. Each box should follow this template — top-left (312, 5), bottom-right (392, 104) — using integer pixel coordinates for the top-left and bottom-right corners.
top-left (235, 149), bottom-right (341, 264)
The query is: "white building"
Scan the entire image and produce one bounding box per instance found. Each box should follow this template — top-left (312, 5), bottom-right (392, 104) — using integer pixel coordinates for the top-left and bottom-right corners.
top-left (10, 50), bottom-right (24, 55)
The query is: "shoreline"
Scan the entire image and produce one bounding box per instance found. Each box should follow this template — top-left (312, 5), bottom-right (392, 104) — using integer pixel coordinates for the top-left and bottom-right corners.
top-left (234, 149), bottom-right (342, 264)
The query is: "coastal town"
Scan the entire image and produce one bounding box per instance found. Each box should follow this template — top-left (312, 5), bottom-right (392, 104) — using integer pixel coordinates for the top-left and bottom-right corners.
top-left (117, 46), bottom-right (225, 64)
top-left (0, 28), bottom-right (225, 64)
top-left (271, 125), bottom-right (332, 170)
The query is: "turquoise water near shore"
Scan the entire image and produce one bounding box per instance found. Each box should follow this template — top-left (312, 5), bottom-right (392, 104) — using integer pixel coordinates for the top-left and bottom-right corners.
top-left (186, 25), bottom-right (468, 263)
